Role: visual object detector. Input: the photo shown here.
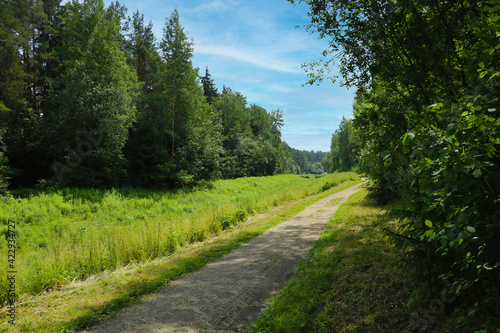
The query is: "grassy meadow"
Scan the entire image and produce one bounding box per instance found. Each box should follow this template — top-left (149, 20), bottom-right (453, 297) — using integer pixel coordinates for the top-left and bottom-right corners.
top-left (0, 173), bottom-right (358, 307)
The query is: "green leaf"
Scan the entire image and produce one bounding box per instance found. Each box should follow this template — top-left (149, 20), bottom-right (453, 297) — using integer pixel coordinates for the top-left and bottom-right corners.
top-left (446, 123), bottom-right (455, 132)
top-left (473, 169), bottom-right (482, 178)
top-left (466, 226), bottom-right (476, 233)
top-left (402, 133), bottom-right (408, 146)
top-left (425, 220), bottom-right (433, 228)
top-left (490, 72), bottom-right (500, 80)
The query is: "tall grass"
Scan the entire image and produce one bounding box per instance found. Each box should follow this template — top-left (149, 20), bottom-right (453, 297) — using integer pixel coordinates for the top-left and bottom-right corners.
top-left (0, 173), bottom-right (358, 303)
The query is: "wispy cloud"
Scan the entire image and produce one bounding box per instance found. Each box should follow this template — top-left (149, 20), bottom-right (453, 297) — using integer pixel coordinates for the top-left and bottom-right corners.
top-left (192, 0), bottom-right (241, 19)
top-left (269, 84), bottom-right (295, 93)
top-left (195, 44), bottom-right (302, 74)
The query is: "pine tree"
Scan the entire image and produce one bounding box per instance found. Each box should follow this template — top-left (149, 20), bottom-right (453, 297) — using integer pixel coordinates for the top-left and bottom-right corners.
top-left (0, 0), bottom-right (48, 186)
top-left (125, 11), bottom-right (159, 88)
top-left (160, 8), bottom-right (194, 159)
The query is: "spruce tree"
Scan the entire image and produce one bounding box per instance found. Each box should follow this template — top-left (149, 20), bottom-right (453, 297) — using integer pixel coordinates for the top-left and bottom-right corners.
top-left (200, 66), bottom-right (219, 105)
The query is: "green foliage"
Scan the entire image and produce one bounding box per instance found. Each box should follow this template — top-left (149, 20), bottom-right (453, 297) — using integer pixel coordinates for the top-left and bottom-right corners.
top-left (0, 0), bottom-right (45, 187)
top-left (0, 1), bottom-right (296, 189)
top-left (159, 9), bottom-right (222, 185)
top-left (0, 128), bottom-right (9, 193)
top-left (309, 162), bottom-right (324, 175)
top-left (200, 66), bottom-right (219, 104)
top-left (124, 11), bottom-right (159, 87)
top-left (213, 87), bottom-right (287, 178)
top-left (386, 97), bottom-right (500, 327)
top-left (0, 1), bottom-right (27, 114)
top-left (296, 0), bottom-right (500, 329)
top-left (282, 142), bottom-right (328, 174)
top-left (329, 116), bottom-right (357, 172)
top-left (124, 8), bottom-right (225, 187)
top-left (351, 87), bottom-right (411, 204)
top-left (40, 0), bottom-right (140, 187)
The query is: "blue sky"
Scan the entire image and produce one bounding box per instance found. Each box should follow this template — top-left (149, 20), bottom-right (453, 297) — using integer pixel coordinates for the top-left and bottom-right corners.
top-left (109, 0), bottom-right (355, 152)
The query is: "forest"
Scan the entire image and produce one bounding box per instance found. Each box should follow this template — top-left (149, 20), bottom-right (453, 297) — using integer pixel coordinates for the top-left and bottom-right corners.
top-left (0, 0), bottom-right (327, 192)
top-left (320, 0), bottom-right (500, 329)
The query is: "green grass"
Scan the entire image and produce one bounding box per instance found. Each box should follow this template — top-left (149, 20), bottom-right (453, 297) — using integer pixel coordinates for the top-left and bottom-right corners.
top-left (0, 173), bottom-right (360, 332)
top-left (249, 189), bottom-right (417, 333)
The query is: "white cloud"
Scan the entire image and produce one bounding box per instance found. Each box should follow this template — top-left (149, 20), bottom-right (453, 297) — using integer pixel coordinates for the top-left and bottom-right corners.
top-left (269, 84), bottom-right (294, 93)
top-left (193, 0), bottom-right (241, 14)
top-left (195, 43), bottom-right (302, 74)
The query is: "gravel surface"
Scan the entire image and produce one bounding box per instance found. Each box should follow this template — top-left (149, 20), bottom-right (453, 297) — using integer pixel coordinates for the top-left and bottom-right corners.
top-left (88, 183), bottom-right (364, 333)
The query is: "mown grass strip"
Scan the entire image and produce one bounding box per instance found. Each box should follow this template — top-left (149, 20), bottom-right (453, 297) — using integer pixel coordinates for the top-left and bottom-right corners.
top-left (0, 175), bottom-right (361, 333)
top-left (249, 189), bottom-right (417, 333)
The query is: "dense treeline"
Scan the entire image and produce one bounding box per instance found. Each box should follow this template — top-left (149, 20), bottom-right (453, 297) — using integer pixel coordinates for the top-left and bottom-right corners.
top-left (0, 0), bottom-right (294, 190)
top-left (301, 0), bottom-right (500, 329)
top-left (282, 142), bottom-right (327, 174)
top-left (326, 116), bottom-right (358, 173)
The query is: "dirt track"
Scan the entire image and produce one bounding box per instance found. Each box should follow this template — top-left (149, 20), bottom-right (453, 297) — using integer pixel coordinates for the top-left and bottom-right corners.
top-left (88, 183), bottom-right (364, 333)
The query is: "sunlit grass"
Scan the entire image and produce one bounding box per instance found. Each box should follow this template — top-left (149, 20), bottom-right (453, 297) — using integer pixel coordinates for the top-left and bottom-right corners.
top-left (249, 190), bottom-right (416, 333)
top-left (0, 173), bottom-right (358, 303)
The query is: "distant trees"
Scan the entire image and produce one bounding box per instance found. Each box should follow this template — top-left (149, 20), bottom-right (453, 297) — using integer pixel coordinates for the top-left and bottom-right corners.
top-left (329, 117), bottom-right (356, 172)
top-left (0, 0), bottom-right (294, 189)
top-left (214, 87), bottom-right (287, 178)
top-left (282, 143), bottom-right (327, 174)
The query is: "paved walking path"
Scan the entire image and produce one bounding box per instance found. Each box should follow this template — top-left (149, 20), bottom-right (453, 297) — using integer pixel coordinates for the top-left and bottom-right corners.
top-left (88, 183), bottom-right (364, 333)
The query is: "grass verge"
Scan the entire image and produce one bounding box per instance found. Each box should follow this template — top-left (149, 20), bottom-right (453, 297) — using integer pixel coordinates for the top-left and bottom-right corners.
top-left (249, 189), bottom-right (417, 333)
top-left (0, 175), bottom-right (361, 332)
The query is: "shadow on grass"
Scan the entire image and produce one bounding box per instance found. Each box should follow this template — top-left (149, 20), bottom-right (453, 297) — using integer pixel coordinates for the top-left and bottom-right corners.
top-left (249, 190), bottom-right (416, 333)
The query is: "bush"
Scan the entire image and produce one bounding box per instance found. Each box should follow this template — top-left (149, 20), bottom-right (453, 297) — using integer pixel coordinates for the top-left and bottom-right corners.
top-left (386, 97), bottom-right (500, 328)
